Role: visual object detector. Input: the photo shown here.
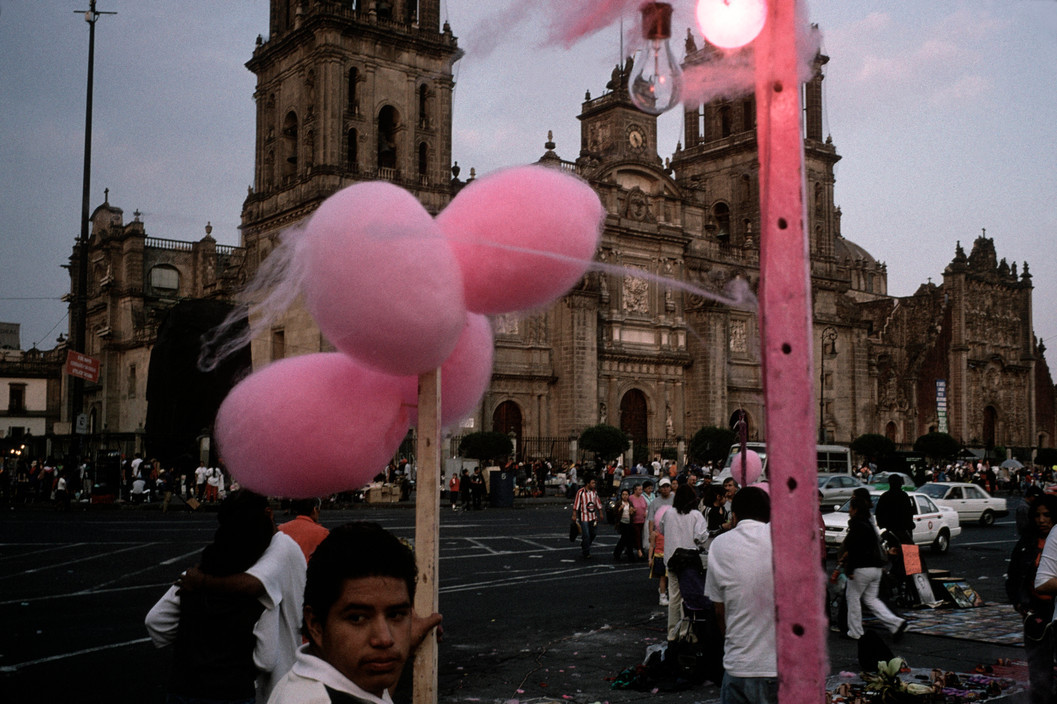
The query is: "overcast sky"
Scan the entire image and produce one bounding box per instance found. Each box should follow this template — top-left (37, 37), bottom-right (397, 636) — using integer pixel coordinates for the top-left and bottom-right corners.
top-left (1, 1), bottom-right (1054, 376)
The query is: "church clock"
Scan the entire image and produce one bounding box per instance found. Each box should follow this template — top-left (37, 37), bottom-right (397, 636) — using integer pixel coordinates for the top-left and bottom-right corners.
top-left (627, 124), bottom-right (647, 152)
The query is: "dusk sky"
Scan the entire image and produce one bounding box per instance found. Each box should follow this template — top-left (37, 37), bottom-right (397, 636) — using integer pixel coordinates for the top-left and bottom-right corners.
top-left (1, 1), bottom-right (1054, 375)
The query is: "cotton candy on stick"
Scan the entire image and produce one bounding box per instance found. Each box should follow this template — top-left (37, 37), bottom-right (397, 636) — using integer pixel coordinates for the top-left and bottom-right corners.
top-left (400, 312), bottom-right (494, 429)
top-left (299, 181), bottom-right (467, 376)
top-left (215, 353), bottom-right (411, 498)
top-left (438, 166), bottom-right (605, 315)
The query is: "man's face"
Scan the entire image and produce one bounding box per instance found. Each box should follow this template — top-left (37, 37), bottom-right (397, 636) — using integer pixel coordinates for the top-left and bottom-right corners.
top-left (723, 480), bottom-right (737, 497)
top-left (587, 479), bottom-right (596, 490)
top-left (659, 484), bottom-right (671, 498)
top-left (305, 576), bottom-right (413, 697)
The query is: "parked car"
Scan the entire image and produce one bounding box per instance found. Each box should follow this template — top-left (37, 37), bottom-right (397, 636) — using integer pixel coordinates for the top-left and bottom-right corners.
top-left (916, 482), bottom-right (1009, 526)
top-left (605, 475), bottom-right (656, 523)
top-left (817, 473), bottom-right (867, 509)
top-left (866, 471), bottom-right (916, 492)
top-left (822, 491), bottom-right (961, 553)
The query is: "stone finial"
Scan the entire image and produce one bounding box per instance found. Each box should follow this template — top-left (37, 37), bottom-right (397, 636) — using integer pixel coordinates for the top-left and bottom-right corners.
top-left (545, 130), bottom-right (556, 151)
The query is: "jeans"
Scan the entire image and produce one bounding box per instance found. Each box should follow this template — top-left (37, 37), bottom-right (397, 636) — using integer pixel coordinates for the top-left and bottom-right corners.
top-left (579, 520), bottom-right (597, 556)
top-left (720, 673), bottom-right (778, 704)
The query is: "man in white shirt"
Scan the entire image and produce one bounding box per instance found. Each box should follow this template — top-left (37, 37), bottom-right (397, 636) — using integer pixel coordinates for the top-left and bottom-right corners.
top-left (267, 522), bottom-right (442, 704)
top-left (705, 486), bottom-right (777, 704)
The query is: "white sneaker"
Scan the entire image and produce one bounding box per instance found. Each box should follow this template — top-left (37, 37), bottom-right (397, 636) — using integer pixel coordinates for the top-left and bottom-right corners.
top-left (659, 593), bottom-right (669, 606)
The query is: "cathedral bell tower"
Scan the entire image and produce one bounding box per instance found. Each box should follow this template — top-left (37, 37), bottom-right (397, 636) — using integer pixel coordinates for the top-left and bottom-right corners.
top-left (576, 58), bottom-right (663, 173)
top-left (240, 0), bottom-right (461, 267)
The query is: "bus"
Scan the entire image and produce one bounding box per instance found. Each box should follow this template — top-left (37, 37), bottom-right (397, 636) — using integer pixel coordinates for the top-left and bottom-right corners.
top-left (717, 442), bottom-right (852, 481)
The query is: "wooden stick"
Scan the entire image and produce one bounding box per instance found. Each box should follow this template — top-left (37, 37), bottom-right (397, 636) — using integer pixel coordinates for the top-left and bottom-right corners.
top-left (754, 1), bottom-right (828, 701)
top-left (413, 368), bottom-right (441, 704)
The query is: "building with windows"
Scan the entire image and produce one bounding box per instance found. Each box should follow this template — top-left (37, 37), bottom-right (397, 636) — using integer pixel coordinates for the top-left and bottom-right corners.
top-left (58, 1), bottom-right (1056, 466)
top-left (60, 197), bottom-right (247, 461)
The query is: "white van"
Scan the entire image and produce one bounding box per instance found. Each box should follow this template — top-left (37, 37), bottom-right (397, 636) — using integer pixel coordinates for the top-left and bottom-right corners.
top-left (716, 442), bottom-right (852, 481)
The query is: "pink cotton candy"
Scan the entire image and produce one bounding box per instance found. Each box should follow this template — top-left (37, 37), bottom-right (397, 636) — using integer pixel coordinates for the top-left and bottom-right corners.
top-left (216, 353), bottom-right (410, 497)
top-left (400, 313), bottom-right (494, 429)
top-left (299, 181), bottom-right (467, 376)
top-left (654, 504), bottom-right (671, 531)
top-left (729, 450), bottom-right (763, 486)
top-left (438, 166), bottom-right (604, 314)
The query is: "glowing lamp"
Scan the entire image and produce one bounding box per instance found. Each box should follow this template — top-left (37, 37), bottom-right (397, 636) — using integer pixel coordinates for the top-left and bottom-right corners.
top-left (696, 0), bottom-right (767, 49)
top-left (629, 2), bottom-right (682, 115)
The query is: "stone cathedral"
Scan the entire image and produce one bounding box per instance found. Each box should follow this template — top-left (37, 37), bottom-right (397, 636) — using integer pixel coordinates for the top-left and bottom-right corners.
top-left (60, 0), bottom-right (1055, 465)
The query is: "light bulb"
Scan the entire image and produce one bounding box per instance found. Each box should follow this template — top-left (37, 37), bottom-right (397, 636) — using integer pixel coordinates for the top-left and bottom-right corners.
top-left (696, 0), bottom-right (767, 49)
top-left (629, 2), bottom-right (682, 116)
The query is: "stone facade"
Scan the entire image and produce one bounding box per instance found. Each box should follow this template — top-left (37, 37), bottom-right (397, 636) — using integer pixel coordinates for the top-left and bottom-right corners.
top-left (62, 198), bottom-right (246, 458)
top-left (54, 4), bottom-right (1055, 464)
top-left (239, 0), bottom-right (460, 366)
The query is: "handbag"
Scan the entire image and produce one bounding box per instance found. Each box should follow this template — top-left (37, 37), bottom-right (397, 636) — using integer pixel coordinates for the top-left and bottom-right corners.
top-left (568, 519), bottom-right (581, 542)
top-left (1024, 612), bottom-right (1052, 642)
top-left (667, 547), bottom-right (705, 575)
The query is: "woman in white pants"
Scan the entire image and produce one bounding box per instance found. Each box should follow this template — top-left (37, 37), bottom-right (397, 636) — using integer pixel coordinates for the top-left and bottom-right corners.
top-left (840, 495), bottom-right (907, 640)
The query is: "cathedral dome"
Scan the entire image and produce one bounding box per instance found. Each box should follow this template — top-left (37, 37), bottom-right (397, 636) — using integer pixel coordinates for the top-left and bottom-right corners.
top-left (833, 235), bottom-right (880, 267)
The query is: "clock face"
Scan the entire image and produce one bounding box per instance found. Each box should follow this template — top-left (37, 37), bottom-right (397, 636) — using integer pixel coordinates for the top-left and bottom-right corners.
top-left (627, 125), bottom-right (646, 151)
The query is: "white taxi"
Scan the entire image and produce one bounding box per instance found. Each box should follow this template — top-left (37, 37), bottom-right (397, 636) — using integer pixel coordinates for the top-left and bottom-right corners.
top-left (916, 482), bottom-right (1008, 526)
top-left (823, 491), bottom-right (962, 554)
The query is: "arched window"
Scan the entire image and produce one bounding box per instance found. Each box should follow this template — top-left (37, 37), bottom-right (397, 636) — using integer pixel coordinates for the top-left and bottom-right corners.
top-left (418, 142), bottom-right (428, 177)
top-left (377, 106), bottom-right (399, 171)
top-left (418, 84), bottom-right (429, 127)
top-left (348, 67), bottom-right (359, 114)
top-left (741, 98), bottom-right (755, 132)
top-left (729, 409), bottom-right (753, 440)
top-left (492, 401), bottom-right (522, 458)
top-left (983, 405), bottom-right (997, 449)
top-left (620, 389), bottom-right (648, 447)
top-left (885, 421), bottom-right (897, 442)
top-left (712, 202), bottom-right (730, 240)
top-left (347, 128), bottom-right (358, 171)
top-left (282, 111), bottom-right (298, 179)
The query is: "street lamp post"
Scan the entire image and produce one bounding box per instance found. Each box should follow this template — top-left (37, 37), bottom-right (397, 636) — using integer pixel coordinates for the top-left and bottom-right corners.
top-left (70, 2), bottom-right (115, 460)
top-left (818, 326), bottom-right (837, 443)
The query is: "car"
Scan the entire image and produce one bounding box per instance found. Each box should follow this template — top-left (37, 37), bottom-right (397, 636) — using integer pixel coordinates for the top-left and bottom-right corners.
top-left (916, 482), bottom-right (1009, 526)
top-left (817, 473), bottom-right (867, 509)
top-left (605, 475), bottom-right (656, 523)
top-left (866, 471), bottom-right (915, 492)
top-left (822, 491), bottom-right (961, 554)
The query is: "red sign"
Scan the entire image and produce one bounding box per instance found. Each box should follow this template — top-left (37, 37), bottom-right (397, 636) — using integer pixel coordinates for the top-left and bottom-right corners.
top-left (65, 350), bottom-right (101, 383)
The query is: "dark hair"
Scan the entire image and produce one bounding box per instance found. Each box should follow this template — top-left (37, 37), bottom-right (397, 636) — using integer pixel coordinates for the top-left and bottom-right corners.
top-left (673, 484), bottom-right (699, 514)
top-left (850, 494), bottom-right (873, 517)
top-left (1031, 494), bottom-right (1057, 532)
top-left (888, 474), bottom-right (904, 488)
top-left (201, 490), bottom-right (273, 577)
top-left (288, 497), bottom-right (321, 516)
top-left (851, 487), bottom-right (871, 504)
top-left (731, 486), bottom-right (770, 523)
top-left (699, 484), bottom-right (719, 506)
top-left (303, 522), bottom-right (417, 635)
top-left (642, 480), bottom-right (653, 490)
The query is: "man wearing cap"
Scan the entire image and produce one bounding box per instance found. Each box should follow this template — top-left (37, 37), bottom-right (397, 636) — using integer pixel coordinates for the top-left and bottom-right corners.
top-left (875, 474), bottom-right (914, 545)
top-left (646, 477), bottom-right (675, 605)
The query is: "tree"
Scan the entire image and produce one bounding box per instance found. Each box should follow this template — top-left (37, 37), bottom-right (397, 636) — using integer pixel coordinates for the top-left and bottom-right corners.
top-left (850, 433), bottom-right (896, 464)
top-left (689, 426), bottom-right (737, 466)
top-left (912, 432), bottom-right (961, 464)
top-left (1035, 447), bottom-right (1057, 468)
top-left (578, 425), bottom-right (630, 464)
top-left (458, 431), bottom-right (513, 464)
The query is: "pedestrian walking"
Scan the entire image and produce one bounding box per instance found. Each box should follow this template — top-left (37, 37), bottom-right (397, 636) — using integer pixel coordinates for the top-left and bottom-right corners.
top-left (572, 477), bottom-right (603, 559)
